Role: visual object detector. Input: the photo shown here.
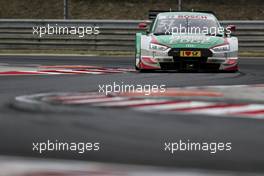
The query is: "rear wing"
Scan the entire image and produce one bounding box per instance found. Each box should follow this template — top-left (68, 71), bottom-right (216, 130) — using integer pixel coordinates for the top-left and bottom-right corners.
top-left (148, 10), bottom-right (217, 20)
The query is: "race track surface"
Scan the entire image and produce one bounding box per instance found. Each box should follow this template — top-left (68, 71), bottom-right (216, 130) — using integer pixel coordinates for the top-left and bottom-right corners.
top-left (0, 55), bottom-right (264, 173)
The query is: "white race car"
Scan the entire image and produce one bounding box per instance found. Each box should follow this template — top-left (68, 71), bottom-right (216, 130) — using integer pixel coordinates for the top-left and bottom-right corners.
top-left (135, 11), bottom-right (238, 72)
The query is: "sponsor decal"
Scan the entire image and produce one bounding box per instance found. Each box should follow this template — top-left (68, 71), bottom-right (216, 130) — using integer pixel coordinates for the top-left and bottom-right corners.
top-left (180, 51), bottom-right (201, 57)
top-left (168, 36), bottom-right (212, 44)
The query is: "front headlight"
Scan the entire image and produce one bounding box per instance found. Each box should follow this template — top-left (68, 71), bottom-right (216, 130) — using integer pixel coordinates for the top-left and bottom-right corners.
top-left (211, 44), bottom-right (230, 53)
top-left (150, 43), bottom-right (168, 51)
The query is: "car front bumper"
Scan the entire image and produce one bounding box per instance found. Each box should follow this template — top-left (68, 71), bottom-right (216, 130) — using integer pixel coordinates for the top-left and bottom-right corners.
top-left (137, 48), bottom-right (238, 71)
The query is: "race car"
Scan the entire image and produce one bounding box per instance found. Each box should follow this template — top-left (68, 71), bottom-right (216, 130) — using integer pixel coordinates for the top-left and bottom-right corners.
top-left (135, 11), bottom-right (238, 72)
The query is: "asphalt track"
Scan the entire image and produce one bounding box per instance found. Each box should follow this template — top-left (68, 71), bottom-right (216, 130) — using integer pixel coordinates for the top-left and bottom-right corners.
top-left (0, 55), bottom-right (264, 173)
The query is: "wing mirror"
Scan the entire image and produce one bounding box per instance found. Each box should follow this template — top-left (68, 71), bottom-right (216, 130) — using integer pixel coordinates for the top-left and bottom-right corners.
top-left (227, 25), bottom-right (236, 32)
top-left (138, 22), bottom-right (148, 29)
top-left (225, 25), bottom-right (236, 37)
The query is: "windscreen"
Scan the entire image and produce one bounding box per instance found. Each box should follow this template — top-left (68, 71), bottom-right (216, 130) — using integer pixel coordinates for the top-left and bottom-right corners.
top-left (153, 15), bottom-right (221, 35)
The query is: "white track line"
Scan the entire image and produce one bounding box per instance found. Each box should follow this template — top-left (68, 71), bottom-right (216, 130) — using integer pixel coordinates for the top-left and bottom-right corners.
top-left (49, 94), bottom-right (107, 101)
top-left (32, 71), bottom-right (65, 75)
top-left (40, 70), bottom-right (104, 74)
top-left (95, 99), bottom-right (167, 107)
top-left (63, 97), bottom-right (128, 104)
top-left (134, 101), bottom-right (215, 111)
top-left (188, 104), bottom-right (264, 115)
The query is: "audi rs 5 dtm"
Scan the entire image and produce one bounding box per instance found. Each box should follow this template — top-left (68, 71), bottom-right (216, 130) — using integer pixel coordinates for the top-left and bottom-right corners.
top-left (135, 11), bottom-right (238, 72)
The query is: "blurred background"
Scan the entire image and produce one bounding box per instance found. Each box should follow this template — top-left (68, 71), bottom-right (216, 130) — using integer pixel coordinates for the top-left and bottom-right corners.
top-left (0, 0), bottom-right (263, 20)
